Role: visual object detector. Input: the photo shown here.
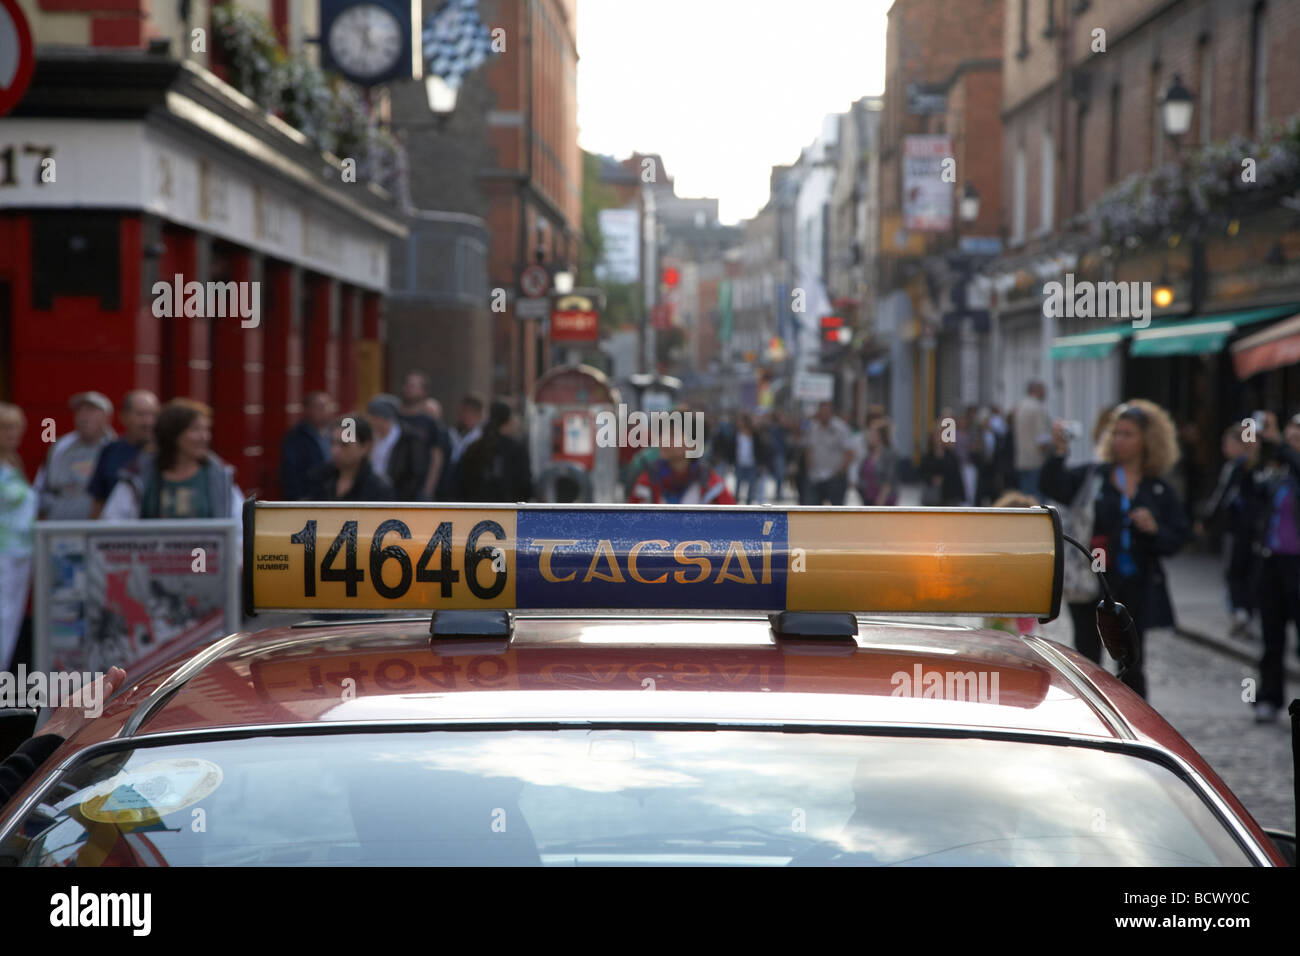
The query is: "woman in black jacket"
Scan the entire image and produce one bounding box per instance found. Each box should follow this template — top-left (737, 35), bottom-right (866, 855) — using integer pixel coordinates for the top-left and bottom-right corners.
top-left (1040, 399), bottom-right (1189, 699)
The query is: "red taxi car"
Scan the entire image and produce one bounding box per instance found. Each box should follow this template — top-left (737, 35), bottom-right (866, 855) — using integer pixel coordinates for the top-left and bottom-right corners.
top-left (0, 503), bottom-right (1290, 866)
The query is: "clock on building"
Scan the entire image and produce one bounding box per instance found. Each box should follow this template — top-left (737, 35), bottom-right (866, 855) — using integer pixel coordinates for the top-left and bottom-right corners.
top-left (320, 0), bottom-right (418, 86)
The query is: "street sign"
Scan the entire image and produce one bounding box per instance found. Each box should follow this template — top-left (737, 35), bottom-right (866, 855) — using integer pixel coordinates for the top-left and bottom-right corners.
top-left (959, 235), bottom-right (1004, 257)
top-left (520, 263), bottom-right (550, 298)
top-left (793, 371), bottom-right (834, 402)
top-left (516, 296), bottom-right (550, 319)
top-left (0, 0), bottom-right (36, 118)
top-left (551, 292), bottom-right (599, 342)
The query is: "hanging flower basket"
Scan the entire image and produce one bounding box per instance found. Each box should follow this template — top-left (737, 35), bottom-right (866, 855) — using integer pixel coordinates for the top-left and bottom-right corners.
top-left (211, 3), bottom-right (408, 197)
top-left (1087, 114), bottom-right (1300, 246)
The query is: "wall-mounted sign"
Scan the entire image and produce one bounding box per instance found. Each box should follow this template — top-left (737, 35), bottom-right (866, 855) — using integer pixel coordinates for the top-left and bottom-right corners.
top-left (906, 82), bottom-right (948, 115)
top-left (551, 292), bottom-right (599, 342)
top-left (595, 208), bottom-right (639, 283)
top-left (902, 135), bottom-right (953, 232)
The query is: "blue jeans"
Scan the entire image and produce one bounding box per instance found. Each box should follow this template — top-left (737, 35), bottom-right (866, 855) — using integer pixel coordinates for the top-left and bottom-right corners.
top-left (767, 455), bottom-right (785, 502)
top-left (1016, 469), bottom-right (1041, 500)
top-left (735, 465), bottom-right (758, 504)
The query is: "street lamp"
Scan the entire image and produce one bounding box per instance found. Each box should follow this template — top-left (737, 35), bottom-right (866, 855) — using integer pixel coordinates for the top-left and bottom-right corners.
top-left (424, 74), bottom-right (458, 116)
top-left (959, 182), bottom-right (981, 224)
top-left (1161, 74), bottom-right (1194, 142)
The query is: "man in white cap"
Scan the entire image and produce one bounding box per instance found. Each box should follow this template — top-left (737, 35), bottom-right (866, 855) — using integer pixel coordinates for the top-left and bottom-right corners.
top-left (34, 391), bottom-right (117, 520)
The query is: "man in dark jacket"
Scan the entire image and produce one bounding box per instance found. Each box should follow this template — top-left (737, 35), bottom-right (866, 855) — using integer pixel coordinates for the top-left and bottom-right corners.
top-left (366, 395), bottom-right (429, 501)
top-left (309, 415), bottom-right (394, 502)
top-left (454, 400), bottom-right (533, 503)
top-left (280, 392), bottom-right (335, 499)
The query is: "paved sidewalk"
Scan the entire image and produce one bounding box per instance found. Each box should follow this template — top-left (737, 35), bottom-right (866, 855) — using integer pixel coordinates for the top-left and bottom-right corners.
top-left (1163, 549), bottom-right (1300, 682)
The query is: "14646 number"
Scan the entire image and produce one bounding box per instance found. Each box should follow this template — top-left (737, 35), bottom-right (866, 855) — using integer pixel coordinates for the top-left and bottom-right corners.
top-left (290, 519), bottom-right (507, 601)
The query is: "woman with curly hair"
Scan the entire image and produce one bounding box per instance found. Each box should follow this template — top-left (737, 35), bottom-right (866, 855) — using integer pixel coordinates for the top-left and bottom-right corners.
top-left (1040, 399), bottom-right (1189, 699)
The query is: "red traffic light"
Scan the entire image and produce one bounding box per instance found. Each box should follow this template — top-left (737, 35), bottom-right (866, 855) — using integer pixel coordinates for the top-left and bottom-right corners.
top-left (820, 316), bottom-right (850, 345)
top-left (661, 267), bottom-right (680, 288)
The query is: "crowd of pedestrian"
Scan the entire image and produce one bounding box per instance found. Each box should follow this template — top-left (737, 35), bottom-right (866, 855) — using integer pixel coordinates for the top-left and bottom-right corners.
top-left (2, 376), bottom-right (1297, 724)
top-left (647, 383), bottom-right (1297, 722)
top-left (0, 375), bottom-right (535, 672)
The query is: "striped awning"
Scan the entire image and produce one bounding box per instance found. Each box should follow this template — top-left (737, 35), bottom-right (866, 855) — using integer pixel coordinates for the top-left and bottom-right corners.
top-left (1231, 311), bottom-right (1300, 378)
top-left (1048, 322), bottom-right (1134, 360)
top-left (1129, 304), bottom-right (1296, 357)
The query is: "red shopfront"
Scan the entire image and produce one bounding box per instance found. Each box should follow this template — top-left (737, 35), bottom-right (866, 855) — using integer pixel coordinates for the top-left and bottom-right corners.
top-left (0, 54), bottom-right (405, 496)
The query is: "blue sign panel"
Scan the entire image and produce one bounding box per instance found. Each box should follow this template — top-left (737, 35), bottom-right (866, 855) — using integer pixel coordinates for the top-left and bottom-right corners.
top-left (516, 509), bottom-right (789, 609)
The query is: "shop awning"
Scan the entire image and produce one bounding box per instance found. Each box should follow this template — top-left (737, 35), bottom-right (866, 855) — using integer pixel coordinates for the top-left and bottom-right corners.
top-left (1048, 323), bottom-right (1134, 360)
top-left (1129, 304), bottom-right (1296, 358)
top-left (1231, 311), bottom-right (1300, 378)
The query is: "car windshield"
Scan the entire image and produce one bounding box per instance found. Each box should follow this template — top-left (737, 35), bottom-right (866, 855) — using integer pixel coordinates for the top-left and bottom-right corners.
top-left (1, 730), bottom-right (1251, 866)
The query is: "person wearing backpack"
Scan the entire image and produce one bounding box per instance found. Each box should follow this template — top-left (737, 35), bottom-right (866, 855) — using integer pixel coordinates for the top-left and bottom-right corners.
top-left (1040, 400), bottom-right (1188, 699)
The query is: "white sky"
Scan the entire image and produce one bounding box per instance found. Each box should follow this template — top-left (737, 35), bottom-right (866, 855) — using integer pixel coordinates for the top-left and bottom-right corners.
top-left (576, 0), bottom-right (891, 224)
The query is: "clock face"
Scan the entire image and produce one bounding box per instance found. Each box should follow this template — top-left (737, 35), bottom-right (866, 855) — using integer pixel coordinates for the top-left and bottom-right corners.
top-left (328, 4), bottom-right (404, 81)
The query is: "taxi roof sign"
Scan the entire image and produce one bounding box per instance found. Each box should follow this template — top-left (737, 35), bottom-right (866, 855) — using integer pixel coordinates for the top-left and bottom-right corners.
top-left (243, 502), bottom-right (1063, 619)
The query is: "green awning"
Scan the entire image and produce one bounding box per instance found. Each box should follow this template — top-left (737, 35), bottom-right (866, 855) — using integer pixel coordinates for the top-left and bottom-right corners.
top-left (1130, 304), bottom-right (1297, 358)
top-left (1049, 323), bottom-right (1134, 360)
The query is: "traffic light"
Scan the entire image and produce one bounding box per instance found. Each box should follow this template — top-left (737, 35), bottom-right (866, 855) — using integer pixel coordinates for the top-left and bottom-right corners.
top-left (661, 266), bottom-right (680, 288)
top-left (819, 315), bottom-right (851, 362)
top-left (820, 315), bottom-right (850, 345)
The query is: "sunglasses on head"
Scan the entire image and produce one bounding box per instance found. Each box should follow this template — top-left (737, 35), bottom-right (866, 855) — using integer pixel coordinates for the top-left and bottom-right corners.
top-left (1115, 403), bottom-right (1148, 425)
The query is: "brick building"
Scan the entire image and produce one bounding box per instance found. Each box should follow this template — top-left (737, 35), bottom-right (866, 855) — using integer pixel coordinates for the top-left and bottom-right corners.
top-left (1, 0), bottom-right (404, 495)
top-left (990, 0), bottom-right (1300, 469)
top-left (387, 0), bottom-right (581, 409)
top-left (875, 0), bottom-right (1005, 461)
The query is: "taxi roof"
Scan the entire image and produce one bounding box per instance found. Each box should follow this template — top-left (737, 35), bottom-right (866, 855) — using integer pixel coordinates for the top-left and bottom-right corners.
top-left (82, 613), bottom-right (1175, 746)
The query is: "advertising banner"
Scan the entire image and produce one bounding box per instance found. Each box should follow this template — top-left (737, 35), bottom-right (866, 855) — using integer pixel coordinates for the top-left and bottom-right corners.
top-left (34, 520), bottom-right (241, 676)
top-left (595, 208), bottom-right (639, 283)
top-left (902, 135), bottom-right (953, 232)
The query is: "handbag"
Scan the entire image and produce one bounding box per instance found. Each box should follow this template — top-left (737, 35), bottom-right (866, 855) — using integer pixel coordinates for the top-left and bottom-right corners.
top-left (1062, 466), bottom-right (1103, 603)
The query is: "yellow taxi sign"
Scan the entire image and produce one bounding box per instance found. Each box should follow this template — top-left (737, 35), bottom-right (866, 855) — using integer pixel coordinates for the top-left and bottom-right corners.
top-left (243, 502), bottom-right (1063, 618)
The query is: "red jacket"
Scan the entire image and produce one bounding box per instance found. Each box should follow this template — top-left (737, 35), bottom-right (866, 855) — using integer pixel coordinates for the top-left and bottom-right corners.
top-left (629, 459), bottom-right (735, 504)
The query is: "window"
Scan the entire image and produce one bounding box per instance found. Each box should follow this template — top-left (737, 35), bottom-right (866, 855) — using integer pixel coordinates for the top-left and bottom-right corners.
top-left (1198, 36), bottom-right (1213, 145)
top-left (3, 731), bottom-right (1255, 866)
top-left (1043, 0), bottom-right (1057, 38)
top-left (1152, 65), bottom-right (1163, 167)
top-left (1017, 0), bottom-right (1029, 58)
top-left (1250, 3), bottom-right (1268, 136)
top-left (1012, 144), bottom-right (1027, 245)
top-left (1040, 131), bottom-right (1055, 234)
top-left (1073, 104), bottom-right (1087, 214)
top-left (1108, 84), bottom-right (1121, 185)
